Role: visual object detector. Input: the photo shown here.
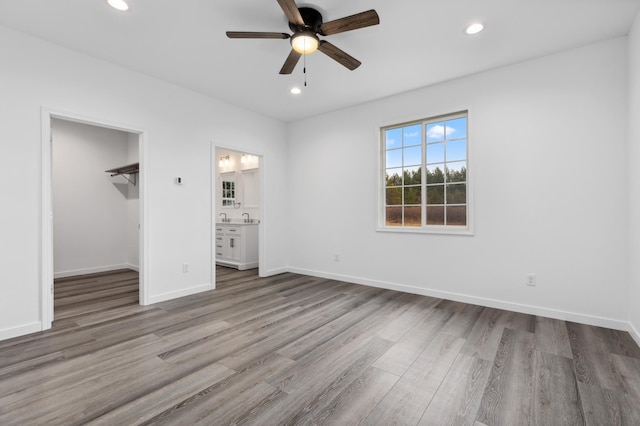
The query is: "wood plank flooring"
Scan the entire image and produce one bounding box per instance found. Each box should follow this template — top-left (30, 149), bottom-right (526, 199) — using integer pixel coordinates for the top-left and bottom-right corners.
top-left (1, 267), bottom-right (640, 425)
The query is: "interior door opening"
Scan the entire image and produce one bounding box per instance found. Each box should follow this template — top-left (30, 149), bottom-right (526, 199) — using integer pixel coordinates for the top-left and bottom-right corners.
top-left (51, 118), bottom-right (140, 321)
top-left (42, 111), bottom-right (147, 329)
top-left (213, 147), bottom-right (263, 285)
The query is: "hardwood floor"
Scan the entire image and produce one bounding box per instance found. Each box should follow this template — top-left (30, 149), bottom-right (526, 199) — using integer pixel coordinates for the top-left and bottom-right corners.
top-left (1, 267), bottom-right (639, 425)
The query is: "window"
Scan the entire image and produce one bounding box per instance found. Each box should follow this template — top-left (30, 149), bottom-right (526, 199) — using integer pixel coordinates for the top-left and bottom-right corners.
top-left (381, 111), bottom-right (470, 232)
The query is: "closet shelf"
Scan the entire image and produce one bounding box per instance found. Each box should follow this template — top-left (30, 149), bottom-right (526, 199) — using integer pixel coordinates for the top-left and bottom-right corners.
top-left (105, 162), bottom-right (138, 185)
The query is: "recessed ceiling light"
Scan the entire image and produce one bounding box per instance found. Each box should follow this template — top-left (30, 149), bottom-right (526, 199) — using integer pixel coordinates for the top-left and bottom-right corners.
top-left (465, 23), bottom-right (484, 35)
top-left (107, 0), bottom-right (129, 11)
top-left (290, 87), bottom-right (302, 95)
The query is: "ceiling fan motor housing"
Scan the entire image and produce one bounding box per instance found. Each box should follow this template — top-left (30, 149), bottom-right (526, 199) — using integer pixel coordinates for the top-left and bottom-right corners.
top-left (289, 7), bottom-right (323, 32)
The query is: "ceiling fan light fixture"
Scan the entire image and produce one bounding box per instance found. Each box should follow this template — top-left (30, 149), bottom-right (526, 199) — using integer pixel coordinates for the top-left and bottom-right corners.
top-left (107, 0), bottom-right (129, 11)
top-left (465, 23), bottom-right (484, 35)
top-left (291, 31), bottom-right (319, 54)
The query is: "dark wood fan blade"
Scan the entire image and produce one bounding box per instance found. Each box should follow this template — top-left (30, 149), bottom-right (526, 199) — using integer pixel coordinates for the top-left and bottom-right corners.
top-left (318, 41), bottom-right (361, 70)
top-left (277, 0), bottom-right (304, 26)
top-left (279, 50), bottom-right (302, 74)
top-left (319, 10), bottom-right (379, 36)
top-left (226, 31), bottom-right (290, 39)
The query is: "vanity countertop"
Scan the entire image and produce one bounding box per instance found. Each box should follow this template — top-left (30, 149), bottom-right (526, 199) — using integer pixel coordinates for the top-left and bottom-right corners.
top-left (216, 220), bottom-right (259, 226)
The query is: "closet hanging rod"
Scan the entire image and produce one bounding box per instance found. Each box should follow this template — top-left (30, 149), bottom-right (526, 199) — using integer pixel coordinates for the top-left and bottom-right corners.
top-left (105, 162), bottom-right (139, 175)
top-left (105, 162), bottom-right (139, 185)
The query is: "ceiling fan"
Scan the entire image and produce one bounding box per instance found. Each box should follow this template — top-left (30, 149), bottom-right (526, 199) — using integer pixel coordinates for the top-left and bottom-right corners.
top-left (226, 0), bottom-right (380, 74)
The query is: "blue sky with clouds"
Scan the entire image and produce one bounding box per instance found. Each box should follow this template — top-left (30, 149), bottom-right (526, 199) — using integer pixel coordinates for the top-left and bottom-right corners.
top-left (385, 117), bottom-right (467, 177)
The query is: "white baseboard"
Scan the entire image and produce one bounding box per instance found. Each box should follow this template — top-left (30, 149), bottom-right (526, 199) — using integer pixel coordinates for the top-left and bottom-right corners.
top-left (148, 283), bottom-right (213, 305)
top-left (127, 263), bottom-right (140, 272)
top-left (287, 267), bottom-right (629, 332)
top-left (54, 264), bottom-right (136, 279)
top-left (260, 267), bottom-right (289, 277)
top-left (0, 322), bottom-right (42, 342)
top-left (629, 321), bottom-right (640, 348)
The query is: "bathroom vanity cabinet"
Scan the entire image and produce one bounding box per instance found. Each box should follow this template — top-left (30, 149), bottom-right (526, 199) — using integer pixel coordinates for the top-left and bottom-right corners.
top-left (215, 222), bottom-right (258, 270)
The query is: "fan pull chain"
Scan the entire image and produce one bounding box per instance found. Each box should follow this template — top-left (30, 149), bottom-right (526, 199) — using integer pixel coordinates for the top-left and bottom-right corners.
top-left (303, 53), bottom-right (308, 87)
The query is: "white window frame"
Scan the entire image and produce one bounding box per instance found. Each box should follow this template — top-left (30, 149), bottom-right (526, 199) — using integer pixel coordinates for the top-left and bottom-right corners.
top-left (377, 110), bottom-right (474, 235)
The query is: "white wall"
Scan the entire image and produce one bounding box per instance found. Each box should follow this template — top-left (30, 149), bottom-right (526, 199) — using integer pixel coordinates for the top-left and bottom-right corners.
top-left (628, 12), bottom-right (640, 344)
top-left (52, 119), bottom-right (135, 277)
top-left (0, 25), bottom-right (288, 340)
top-left (287, 38), bottom-right (630, 329)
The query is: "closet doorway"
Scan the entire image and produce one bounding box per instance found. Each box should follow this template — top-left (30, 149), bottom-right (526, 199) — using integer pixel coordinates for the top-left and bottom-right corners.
top-left (41, 111), bottom-right (148, 330)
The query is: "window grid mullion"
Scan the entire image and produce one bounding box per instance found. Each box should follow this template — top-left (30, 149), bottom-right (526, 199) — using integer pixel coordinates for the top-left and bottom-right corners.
top-left (401, 129), bottom-right (405, 226)
top-left (422, 122), bottom-right (427, 227)
top-left (443, 121), bottom-right (448, 226)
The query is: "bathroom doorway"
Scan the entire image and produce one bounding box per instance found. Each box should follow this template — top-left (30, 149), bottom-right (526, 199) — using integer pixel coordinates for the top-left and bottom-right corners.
top-left (213, 147), bottom-right (263, 285)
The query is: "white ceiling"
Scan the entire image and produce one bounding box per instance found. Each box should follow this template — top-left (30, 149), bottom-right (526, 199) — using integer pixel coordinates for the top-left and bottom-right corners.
top-left (1, 0), bottom-right (639, 122)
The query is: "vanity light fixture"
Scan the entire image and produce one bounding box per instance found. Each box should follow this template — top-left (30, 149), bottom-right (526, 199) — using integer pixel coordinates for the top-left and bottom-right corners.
top-left (465, 23), bottom-right (484, 35)
top-left (219, 156), bottom-right (230, 167)
top-left (107, 0), bottom-right (129, 11)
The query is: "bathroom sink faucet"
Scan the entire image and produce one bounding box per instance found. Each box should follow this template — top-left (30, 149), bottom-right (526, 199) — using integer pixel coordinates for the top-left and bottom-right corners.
top-left (242, 213), bottom-right (250, 223)
top-left (220, 213), bottom-right (227, 222)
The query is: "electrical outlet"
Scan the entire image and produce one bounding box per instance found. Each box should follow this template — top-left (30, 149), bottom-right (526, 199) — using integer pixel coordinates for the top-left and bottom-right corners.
top-left (183, 263), bottom-right (189, 273)
top-left (526, 273), bottom-right (536, 286)
top-left (334, 254), bottom-right (341, 262)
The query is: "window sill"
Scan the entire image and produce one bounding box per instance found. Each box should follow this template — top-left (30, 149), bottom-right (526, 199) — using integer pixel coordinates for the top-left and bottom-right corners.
top-left (376, 226), bottom-right (474, 236)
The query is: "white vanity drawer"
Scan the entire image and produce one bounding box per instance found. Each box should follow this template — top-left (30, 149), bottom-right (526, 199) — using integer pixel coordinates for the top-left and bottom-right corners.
top-left (224, 227), bottom-right (241, 236)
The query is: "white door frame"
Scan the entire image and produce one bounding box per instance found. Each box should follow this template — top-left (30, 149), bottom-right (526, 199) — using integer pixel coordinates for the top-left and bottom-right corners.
top-left (212, 143), bottom-right (267, 285)
top-left (41, 108), bottom-right (150, 330)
